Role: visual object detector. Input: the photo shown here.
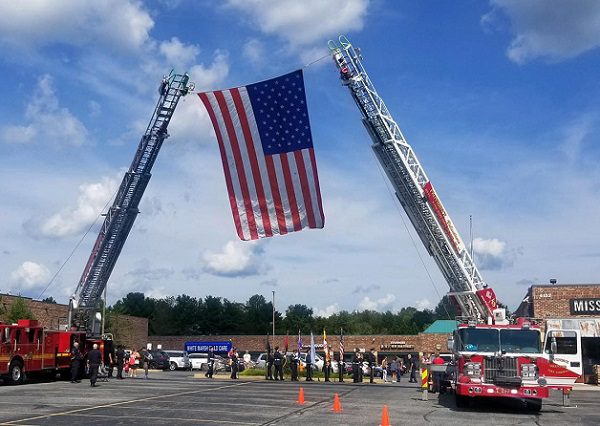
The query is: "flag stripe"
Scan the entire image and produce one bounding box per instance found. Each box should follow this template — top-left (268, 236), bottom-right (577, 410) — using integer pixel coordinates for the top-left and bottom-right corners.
top-left (294, 150), bottom-right (316, 229)
top-left (264, 155), bottom-right (288, 235)
top-left (279, 153), bottom-right (302, 231)
top-left (309, 149), bottom-right (325, 227)
top-left (214, 90), bottom-right (259, 240)
top-left (198, 93), bottom-right (244, 239)
top-left (231, 88), bottom-right (273, 237)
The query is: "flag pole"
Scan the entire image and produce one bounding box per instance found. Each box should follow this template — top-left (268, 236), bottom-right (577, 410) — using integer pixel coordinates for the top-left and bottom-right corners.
top-left (272, 290), bottom-right (275, 347)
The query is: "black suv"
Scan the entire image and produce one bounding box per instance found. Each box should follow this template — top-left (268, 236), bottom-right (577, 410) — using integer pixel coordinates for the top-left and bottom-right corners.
top-left (140, 349), bottom-right (170, 370)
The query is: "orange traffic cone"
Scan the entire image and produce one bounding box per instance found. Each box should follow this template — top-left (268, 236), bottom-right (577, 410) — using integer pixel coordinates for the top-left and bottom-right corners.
top-left (380, 405), bottom-right (391, 426)
top-left (296, 387), bottom-right (305, 405)
top-left (332, 393), bottom-right (342, 412)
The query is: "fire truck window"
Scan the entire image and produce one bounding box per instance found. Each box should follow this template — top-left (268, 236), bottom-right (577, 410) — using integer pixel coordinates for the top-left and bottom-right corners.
top-left (0, 327), bottom-right (5, 343)
top-left (14, 329), bottom-right (21, 344)
top-left (545, 331), bottom-right (578, 355)
top-left (27, 329), bottom-right (35, 343)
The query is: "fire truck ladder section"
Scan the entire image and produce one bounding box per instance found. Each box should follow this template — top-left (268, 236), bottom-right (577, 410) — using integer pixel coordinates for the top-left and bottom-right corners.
top-left (70, 71), bottom-right (194, 317)
top-left (328, 36), bottom-right (493, 321)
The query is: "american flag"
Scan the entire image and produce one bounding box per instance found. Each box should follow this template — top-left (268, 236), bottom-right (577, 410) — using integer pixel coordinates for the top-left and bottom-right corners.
top-left (198, 70), bottom-right (325, 241)
top-left (339, 328), bottom-right (344, 364)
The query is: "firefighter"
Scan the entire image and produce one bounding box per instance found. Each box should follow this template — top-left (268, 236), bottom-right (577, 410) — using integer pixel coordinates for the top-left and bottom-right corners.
top-left (70, 341), bottom-right (82, 383)
top-left (273, 346), bottom-right (284, 380)
top-left (357, 351), bottom-right (364, 382)
top-left (266, 349), bottom-right (274, 380)
top-left (290, 350), bottom-right (299, 381)
top-left (368, 348), bottom-right (376, 384)
top-left (352, 349), bottom-right (360, 383)
top-left (115, 345), bottom-right (125, 379)
top-left (337, 352), bottom-right (344, 383)
top-left (87, 343), bottom-right (102, 387)
top-left (305, 351), bottom-right (313, 381)
top-left (323, 356), bottom-right (331, 382)
top-left (205, 346), bottom-right (215, 378)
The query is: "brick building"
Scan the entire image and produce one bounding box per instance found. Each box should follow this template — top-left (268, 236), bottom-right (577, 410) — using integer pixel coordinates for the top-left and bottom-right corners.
top-left (0, 294), bottom-right (148, 349)
top-left (515, 283), bottom-right (600, 383)
top-left (148, 330), bottom-right (449, 362)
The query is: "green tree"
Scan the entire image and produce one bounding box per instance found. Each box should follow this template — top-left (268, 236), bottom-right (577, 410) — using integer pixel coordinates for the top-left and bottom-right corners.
top-left (434, 295), bottom-right (457, 319)
top-left (41, 296), bottom-right (57, 304)
top-left (7, 296), bottom-right (35, 323)
top-left (112, 292), bottom-right (154, 318)
top-left (283, 304), bottom-right (314, 333)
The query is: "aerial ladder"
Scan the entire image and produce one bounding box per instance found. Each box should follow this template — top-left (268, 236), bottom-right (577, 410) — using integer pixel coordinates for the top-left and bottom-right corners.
top-left (328, 36), bottom-right (499, 323)
top-left (67, 71), bottom-right (195, 332)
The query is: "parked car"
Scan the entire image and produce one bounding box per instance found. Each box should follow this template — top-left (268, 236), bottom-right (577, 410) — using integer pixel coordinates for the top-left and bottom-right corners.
top-left (164, 350), bottom-right (190, 371)
top-left (255, 352), bottom-right (268, 369)
top-left (298, 352), bottom-right (324, 371)
top-left (139, 349), bottom-right (170, 370)
top-left (189, 352), bottom-right (209, 370)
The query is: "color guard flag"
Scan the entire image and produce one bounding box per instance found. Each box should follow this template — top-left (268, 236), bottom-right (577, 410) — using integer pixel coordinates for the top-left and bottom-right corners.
top-left (198, 70), bottom-right (325, 240)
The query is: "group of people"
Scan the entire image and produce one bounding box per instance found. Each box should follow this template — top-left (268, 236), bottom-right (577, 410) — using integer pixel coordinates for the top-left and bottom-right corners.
top-left (380, 353), bottom-right (419, 383)
top-left (204, 346), bottom-right (242, 380)
top-left (70, 341), bottom-right (154, 387)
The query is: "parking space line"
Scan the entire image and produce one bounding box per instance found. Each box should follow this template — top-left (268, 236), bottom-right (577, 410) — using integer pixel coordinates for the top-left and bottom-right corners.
top-left (1, 381), bottom-right (250, 425)
top-left (48, 413), bottom-right (260, 425)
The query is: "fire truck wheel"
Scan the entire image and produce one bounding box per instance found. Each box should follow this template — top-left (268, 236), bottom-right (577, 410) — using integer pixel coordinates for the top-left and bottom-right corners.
top-left (525, 398), bottom-right (542, 412)
top-left (8, 361), bottom-right (24, 385)
top-left (455, 393), bottom-right (469, 408)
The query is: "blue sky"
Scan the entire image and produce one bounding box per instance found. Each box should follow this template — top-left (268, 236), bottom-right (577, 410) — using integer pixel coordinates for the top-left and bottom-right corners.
top-left (1, 0), bottom-right (599, 316)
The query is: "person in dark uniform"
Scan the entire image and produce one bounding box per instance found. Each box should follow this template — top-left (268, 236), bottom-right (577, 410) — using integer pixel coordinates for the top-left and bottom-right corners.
top-left (87, 343), bottom-right (102, 387)
top-left (408, 353), bottom-right (418, 383)
top-left (357, 351), bottom-right (364, 382)
top-left (351, 350), bottom-right (360, 383)
top-left (273, 346), bottom-right (284, 380)
top-left (266, 349), bottom-right (274, 380)
top-left (323, 356), bottom-right (331, 382)
top-left (305, 351), bottom-right (313, 381)
top-left (368, 348), bottom-right (376, 384)
top-left (230, 347), bottom-right (239, 379)
top-left (290, 350), bottom-right (299, 381)
top-left (205, 346), bottom-right (215, 378)
top-left (115, 346), bottom-right (125, 379)
top-left (337, 352), bottom-right (344, 383)
top-left (70, 341), bottom-right (82, 383)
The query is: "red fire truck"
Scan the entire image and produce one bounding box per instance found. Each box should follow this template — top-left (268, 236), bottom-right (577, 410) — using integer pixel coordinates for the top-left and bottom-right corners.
top-left (329, 36), bottom-right (581, 411)
top-left (0, 319), bottom-right (85, 385)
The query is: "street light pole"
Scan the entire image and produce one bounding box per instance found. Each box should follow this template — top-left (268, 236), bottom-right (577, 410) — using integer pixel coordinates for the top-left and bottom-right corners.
top-left (272, 290), bottom-right (275, 346)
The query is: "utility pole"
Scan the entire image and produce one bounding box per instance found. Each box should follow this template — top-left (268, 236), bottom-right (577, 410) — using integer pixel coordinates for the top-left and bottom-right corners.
top-left (272, 290), bottom-right (275, 346)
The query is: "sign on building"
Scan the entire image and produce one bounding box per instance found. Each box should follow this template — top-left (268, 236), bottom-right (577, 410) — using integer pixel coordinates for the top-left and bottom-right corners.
top-left (570, 298), bottom-right (600, 315)
top-left (185, 341), bottom-right (232, 353)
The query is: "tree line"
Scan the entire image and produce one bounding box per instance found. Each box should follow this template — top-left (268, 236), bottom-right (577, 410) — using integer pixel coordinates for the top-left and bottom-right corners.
top-left (109, 292), bottom-right (458, 336)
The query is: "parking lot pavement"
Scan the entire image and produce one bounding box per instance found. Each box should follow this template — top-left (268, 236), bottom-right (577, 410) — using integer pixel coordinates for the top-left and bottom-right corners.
top-left (0, 372), bottom-right (598, 425)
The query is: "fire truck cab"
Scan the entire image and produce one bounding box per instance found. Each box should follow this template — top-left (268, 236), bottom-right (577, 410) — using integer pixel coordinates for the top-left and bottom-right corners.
top-left (0, 319), bottom-right (85, 385)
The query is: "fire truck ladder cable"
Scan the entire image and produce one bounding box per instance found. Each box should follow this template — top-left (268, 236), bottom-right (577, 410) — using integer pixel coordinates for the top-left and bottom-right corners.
top-left (370, 149), bottom-right (452, 320)
top-left (36, 186), bottom-right (119, 301)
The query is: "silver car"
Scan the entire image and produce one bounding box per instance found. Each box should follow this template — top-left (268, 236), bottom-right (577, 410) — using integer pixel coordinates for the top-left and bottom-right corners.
top-left (164, 350), bottom-right (190, 371)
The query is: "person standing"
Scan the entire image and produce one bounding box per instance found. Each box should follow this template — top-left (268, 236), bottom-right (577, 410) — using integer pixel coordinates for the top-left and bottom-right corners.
top-left (115, 346), bottom-right (125, 379)
top-left (70, 341), bottom-right (82, 383)
top-left (357, 352), bottom-right (364, 382)
top-left (290, 350), bottom-right (299, 381)
top-left (266, 349), bottom-right (274, 380)
top-left (389, 357), bottom-right (398, 383)
top-left (273, 346), bottom-right (284, 381)
top-left (305, 351), bottom-right (313, 381)
top-left (368, 348), bottom-right (375, 384)
top-left (87, 343), bottom-right (102, 387)
top-left (431, 352), bottom-right (445, 393)
top-left (408, 353), bottom-right (418, 383)
top-left (337, 352), bottom-right (344, 383)
top-left (105, 340), bottom-right (115, 378)
top-left (142, 350), bottom-right (150, 379)
top-left (351, 350), bottom-right (360, 383)
top-left (205, 346), bottom-right (215, 378)
top-left (230, 347), bottom-right (239, 379)
top-left (381, 357), bottom-right (388, 382)
top-left (129, 350), bottom-right (139, 378)
top-left (323, 357), bottom-right (331, 382)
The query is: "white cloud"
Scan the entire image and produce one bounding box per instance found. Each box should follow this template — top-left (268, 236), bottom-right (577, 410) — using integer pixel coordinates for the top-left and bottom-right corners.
top-left (203, 240), bottom-right (267, 277)
top-left (560, 114), bottom-right (597, 163)
top-left (415, 298), bottom-right (431, 310)
top-left (0, 0), bottom-right (154, 53)
top-left (226, 0), bottom-right (369, 49)
top-left (159, 37), bottom-right (201, 70)
top-left (0, 75), bottom-right (88, 147)
top-left (39, 176), bottom-right (119, 238)
top-left (242, 38), bottom-right (265, 65)
top-left (357, 293), bottom-right (396, 311)
top-left (10, 261), bottom-right (51, 291)
top-left (483, 0), bottom-right (600, 63)
top-left (316, 303), bottom-right (340, 318)
top-left (473, 237), bottom-right (513, 270)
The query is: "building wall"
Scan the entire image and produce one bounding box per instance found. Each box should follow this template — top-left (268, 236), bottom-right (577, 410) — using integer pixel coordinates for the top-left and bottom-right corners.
top-left (0, 294), bottom-right (148, 349)
top-left (148, 332), bottom-right (448, 355)
top-left (531, 285), bottom-right (600, 318)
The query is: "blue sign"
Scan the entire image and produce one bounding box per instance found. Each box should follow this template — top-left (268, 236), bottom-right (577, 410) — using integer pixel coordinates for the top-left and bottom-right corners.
top-left (185, 341), bottom-right (232, 353)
